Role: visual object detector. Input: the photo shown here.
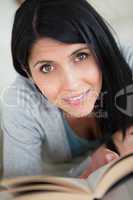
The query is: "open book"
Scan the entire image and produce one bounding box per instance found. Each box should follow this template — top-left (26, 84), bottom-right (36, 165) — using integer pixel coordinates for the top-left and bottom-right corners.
top-left (0, 153), bottom-right (132, 200)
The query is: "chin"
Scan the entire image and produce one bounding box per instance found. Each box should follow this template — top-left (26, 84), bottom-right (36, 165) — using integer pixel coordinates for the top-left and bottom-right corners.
top-left (70, 112), bottom-right (90, 118)
top-left (65, 106), bottom-right (94, 118)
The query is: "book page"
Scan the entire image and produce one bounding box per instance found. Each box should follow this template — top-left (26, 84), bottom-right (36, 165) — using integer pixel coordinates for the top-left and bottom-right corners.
top-left (94, 154), bottom-right (133, 199)
top-left (0, 178), bottom-right (92, 200)
top-left (84, 153), bottom-right (133, 198)
top-left (1, 154), bottom-right (132, 200)
top-left (13, 192), bottom-right (91, 200)
top-left (1, 175), bottom-right (92, 195)
top-left (86, 162), bottom-right (111, 191)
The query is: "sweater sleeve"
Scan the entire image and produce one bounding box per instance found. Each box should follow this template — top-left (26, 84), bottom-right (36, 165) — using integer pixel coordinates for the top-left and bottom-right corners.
top-left (2, 92), bottom-right (46, 178)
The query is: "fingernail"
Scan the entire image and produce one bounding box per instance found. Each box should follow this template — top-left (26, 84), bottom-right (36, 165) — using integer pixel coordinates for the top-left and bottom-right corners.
top-left (106, 154), bottom-right (114, 161)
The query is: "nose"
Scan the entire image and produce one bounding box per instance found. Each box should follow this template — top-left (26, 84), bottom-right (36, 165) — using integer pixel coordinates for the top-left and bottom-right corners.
top-left (61, 66), bottom-right (81, 92)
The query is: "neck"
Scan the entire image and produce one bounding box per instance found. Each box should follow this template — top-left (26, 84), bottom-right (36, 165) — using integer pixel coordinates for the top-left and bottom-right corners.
top-left (64, 113), bottom-right (101, 140)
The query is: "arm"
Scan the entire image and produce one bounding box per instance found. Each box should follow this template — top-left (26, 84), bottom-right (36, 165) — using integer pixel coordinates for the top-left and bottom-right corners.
top-left (2, 103), bottom-right (45, 178)
top-left (79, 146), bottom-right (119, 178)
top-left (67, 145), bottom-right (119, 178)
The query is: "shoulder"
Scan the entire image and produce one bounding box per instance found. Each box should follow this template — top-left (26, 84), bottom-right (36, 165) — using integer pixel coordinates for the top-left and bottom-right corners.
top-left (2, 75), bottom-right (52, 113)
top-left (1, 75), bottom-right (64, 138)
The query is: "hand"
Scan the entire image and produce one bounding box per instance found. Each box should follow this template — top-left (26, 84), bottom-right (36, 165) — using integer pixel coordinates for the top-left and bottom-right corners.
top-left (80, 145), bottom-right (119, 179)
top-left (113, 125), bottom-right (133, 156)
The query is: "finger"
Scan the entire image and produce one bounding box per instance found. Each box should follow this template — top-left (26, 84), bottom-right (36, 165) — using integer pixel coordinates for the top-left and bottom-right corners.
top-left (80, 149), bottom-right (119, 179)
top-left (104, 149), bottom-right (119, 162)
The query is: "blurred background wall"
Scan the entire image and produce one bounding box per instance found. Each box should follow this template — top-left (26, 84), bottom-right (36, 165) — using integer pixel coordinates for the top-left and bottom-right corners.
top-left (0, 0), bottom-right (17, 92)
top-left (0, 0), bottom-right (133, 92)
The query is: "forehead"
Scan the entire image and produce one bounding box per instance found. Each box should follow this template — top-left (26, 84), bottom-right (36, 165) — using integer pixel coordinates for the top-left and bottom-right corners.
top-left (30, 37), bottom-right (88, 56)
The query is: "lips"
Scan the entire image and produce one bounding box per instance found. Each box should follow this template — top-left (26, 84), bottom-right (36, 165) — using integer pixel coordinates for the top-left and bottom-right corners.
top-left (62, 89), bottom-right (90, 105)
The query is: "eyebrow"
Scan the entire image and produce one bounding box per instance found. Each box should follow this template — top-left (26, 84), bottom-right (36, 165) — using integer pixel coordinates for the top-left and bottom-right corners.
top-left (32, 47), bottom-right (89, 68)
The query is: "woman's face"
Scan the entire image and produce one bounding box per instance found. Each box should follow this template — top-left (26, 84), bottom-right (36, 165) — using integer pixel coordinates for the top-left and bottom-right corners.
top-left (29, 38), bottom-right (102, 117)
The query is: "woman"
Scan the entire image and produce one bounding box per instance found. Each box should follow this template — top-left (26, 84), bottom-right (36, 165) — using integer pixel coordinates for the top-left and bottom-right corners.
top-left (2, 0), bottom-right (133, 178)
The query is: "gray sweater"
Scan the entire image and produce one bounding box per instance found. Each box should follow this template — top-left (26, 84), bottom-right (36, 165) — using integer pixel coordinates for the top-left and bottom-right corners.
top-left (1, 42), bottom-right (133, 178)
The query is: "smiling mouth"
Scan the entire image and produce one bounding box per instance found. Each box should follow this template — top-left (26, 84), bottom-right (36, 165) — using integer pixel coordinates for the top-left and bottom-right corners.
top-left (62, 89), bottom-right (90, 105)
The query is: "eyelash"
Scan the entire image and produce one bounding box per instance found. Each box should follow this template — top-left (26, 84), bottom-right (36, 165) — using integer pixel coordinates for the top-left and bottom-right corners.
top-left (75, 52), bottom-right (90, 62)
top-left (39, 52), bottom-right (90, 74)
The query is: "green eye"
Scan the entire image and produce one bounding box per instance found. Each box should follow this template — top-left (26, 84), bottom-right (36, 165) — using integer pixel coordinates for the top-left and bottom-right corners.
top-left (40, 64), bottom-right (54, 73)
top-left (75, 52), bottom-right (89, 62)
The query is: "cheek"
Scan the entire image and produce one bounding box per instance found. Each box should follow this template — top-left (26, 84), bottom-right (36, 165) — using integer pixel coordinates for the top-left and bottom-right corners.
top-left (43, 84), bottom-right (61, 102)
top-left (31, 72), bottom-right (61, 102)
top-left (83, 65), bottom-right (102, 90)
